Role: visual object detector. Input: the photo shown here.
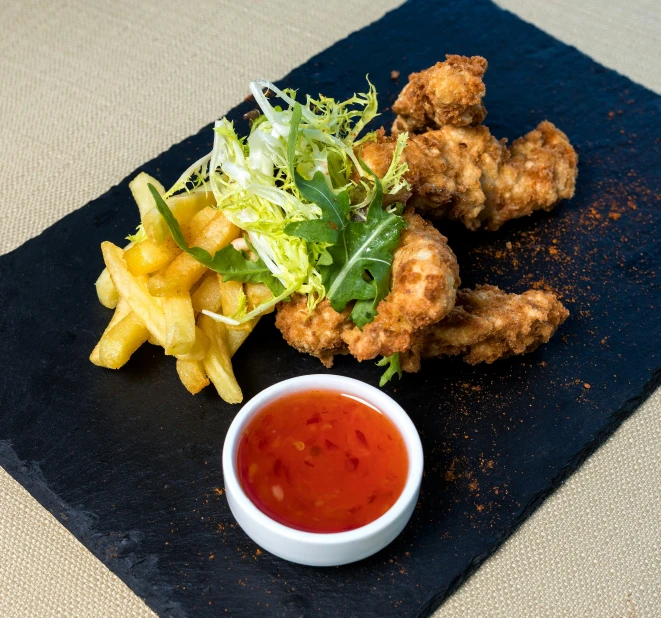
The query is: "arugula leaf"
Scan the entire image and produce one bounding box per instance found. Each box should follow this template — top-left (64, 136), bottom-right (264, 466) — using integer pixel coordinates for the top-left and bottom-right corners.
top-left (349, 297), bottom-right (378, 329)
top-left (282, 105), bottom-right (405, 328)
top-left (210, 245), bottom-right (284, 294)
top-left (376, 354), bottom-right (402, 387)
top-left (284, 218), bottom-right (340, 244)
top-left (283, 104), bottom-right (350, 244)
top-left (148, 184), bottom-right (284, 295)
top-left (321, 169), bottom-right (405, 320)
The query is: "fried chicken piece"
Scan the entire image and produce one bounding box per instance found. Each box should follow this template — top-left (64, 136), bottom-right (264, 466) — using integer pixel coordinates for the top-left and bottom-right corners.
top-left (480, 121), bottom-right (579, 230)
top-left (275, 211), bottom-right (460, 366)
top-left (274, 295), bottom-right (351, 368)
top-left (392, 55), bottom-right (488, 133)
top-left (400, 284), bottom-right (569, 372)
top-left (342, 211), bottom-right (460, 361)
top-left (359, 121), bottom-right (578, 231)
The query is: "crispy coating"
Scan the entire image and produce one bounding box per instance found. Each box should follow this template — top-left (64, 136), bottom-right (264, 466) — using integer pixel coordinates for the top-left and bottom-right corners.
top-left (400, 285), bottom-right (569, 372)
top-left (274, 296), bottom-right (351, 368)
top-left (275, 211), bottom-right (460, 366)
top-left (480, 120), bottom-right (579, 230)
top-left (342, 211), bottom-right (460, 361)
top-left (359, 121), bottom-right (578, 230)
top-left (392, 55), bottom-right (488, 133)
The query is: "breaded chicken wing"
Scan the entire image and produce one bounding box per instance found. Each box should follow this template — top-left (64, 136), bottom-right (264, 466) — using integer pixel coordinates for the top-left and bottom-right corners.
top-left (274, 295), bottom-right (351, 368)
top-left (359, 121), bottom-right (578, 230)
top-left (275, 211), bottom-right (460, 366)
top-left (342, 211), bottom-right (460, 361)
top-left (400, 284), bottom-right (569, 372)
top-left (392, 55), bottom-right (488, 133)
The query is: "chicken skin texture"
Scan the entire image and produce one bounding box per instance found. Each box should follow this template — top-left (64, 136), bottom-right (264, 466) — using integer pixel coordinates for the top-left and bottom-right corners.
top-left (342, 211), bottom-right (460, 361)
top-left (392, 55), bottom-right (488, 133)
top-left (277, 54), bottom-right (573, 373)
top-left (274, 295), bottom-right (352, 368)
top-left (275, 211), bottom-right (460, 366)
top-left (400, 284), bottom-right (569, 372)
top-left (359, 121), bottom-right (578, 231)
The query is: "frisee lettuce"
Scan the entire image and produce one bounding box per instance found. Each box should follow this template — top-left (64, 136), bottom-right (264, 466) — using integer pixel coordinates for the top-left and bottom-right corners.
top-left (148, 184), bottom-right (284, 296)
top-left (152, 78), bottom-right (410, 332)
top-left (126, 223), bottom-right (147, 243)
top-left (377, 353), bottom-right (402, 386)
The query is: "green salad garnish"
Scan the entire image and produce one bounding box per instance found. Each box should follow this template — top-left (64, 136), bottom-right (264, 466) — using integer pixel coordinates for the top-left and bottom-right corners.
top-left (153, 79), bottom-right (410, 384)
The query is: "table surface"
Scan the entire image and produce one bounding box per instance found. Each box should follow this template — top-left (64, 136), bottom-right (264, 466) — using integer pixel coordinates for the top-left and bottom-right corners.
top-left (0, 0), bottom-right (659, 616)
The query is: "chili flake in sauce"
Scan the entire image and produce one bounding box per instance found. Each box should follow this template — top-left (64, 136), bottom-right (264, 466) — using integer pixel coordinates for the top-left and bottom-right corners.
top-left (237, 390), bottom-right (408, 533)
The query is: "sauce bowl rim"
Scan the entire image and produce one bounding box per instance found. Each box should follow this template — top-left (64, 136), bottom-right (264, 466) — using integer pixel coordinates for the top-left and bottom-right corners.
top-left (222, 374), bottom-right (424, 545)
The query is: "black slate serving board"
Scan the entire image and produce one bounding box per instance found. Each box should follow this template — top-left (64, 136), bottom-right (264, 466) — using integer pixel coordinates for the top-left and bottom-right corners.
top-left (1, 0), bottom-right (660, 616)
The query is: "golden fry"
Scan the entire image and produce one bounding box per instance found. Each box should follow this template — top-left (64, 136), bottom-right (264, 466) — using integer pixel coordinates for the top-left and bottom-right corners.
top-left (191, 272), bottom-right (223, 314)
top-left (89, 298), bottom-right (132, 366)
top-left (95, 268), bottom-right (119, 309)
top-left (186, 206), bottom-right (218, 241)
top-left (98, 312), bottom-right (150, 369)
top-left (227, 317), bottom-right (260, 356)
top-left (101, 242), bottom-right (167, 345)
top-left (124, 237), bottom-right (180, 276)
top-left (218, 278), bottom-right (252, 332)
top-left (245, 283), bottom-right (275, 314)
top-left (175, 326), bottom-right (210, 361)
top-left (176, 359), bottom-right (209, 395)
top-left (163, 293), bottom-right (196, 355)
top-left (169, 191), bottom-right (216, 230)
top-left (144, 189), bottom-right (216, 243)
top-left (198, 314), bottom-right (243, 404)
top-left (129, 172), bottom-right (165, 220)
top-left (148, 213), bottom-right (239, 297)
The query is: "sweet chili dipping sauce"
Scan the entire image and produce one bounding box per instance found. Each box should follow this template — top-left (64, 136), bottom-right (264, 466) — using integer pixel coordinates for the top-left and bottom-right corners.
top-left (237, 390), bottom-right (409, 533)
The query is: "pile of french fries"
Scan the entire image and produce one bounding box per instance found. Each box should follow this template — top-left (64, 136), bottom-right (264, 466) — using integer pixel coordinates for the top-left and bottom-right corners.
top-left (90, 172), bottom-right (273, 404)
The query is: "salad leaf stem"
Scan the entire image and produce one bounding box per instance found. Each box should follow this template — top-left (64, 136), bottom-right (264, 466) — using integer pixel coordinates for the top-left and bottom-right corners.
top-left (377, 353), bottom-right (402, 386)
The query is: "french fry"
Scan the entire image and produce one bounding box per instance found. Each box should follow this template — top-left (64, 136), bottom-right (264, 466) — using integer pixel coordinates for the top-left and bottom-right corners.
top-left (191, 272), bottom-right (223, 314)
top-left (198, 314), bottom-right (243, 404)
top-left (124, 237), bottom-right (180, 276)
top-left (170, 191), bottom-right (216, 230)
top-left (148, 213), bottom-right (240, 297)
top-left (99, 312), bottom-right (150, 369)
top-left (96, 240), bottom-right (135, 309)
top-left (129, 172), bottom-right (165, 220)
top-left (175, 326), bottom-right (210, 361)
top-left (90, 298), bottom-right (132, 365)
top-left (101, 242), bottom-right (167, 345)
top-left (95, 268), bottom-right (119, 309)
top-left (227, 317), bottom-right (260, 356)
top-left (218, 278), bottom-right (252, 331)
top-left (176, 359), bottom-right (209, 395)
top-left (143, 189), bottom-right (216, 243)
top-left (95, 173), bottom-right (163, 305)
top-left (245, 283), bottom-right (275, 314)
top-left (187, 206), bottom-right (218, 240)
top-left (163, 293), bottom-right (196, 355)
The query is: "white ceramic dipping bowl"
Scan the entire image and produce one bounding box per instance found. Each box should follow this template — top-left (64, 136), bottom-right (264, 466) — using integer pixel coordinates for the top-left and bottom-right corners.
top-left (222, 374), bottom-right (423, 567)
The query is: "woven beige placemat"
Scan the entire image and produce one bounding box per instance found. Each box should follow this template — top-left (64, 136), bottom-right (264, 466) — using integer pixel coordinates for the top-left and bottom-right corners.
top-left (0, 468), bottom-right (156, 618)
top-left (0, 0), bottom-right (659, 616)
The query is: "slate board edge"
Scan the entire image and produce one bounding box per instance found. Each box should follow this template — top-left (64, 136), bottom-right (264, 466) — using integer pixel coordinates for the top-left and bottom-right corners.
top-left (418, 366), bottom-right (661, 617)
top-left (1, 0), bottom-right (659, 616)
top-left (3, 0), bottom-right (661, 267)
top-left (0, 0), bottom-right (401, 264)
top-left (491, 2), bottom-right (660, 97)
top-left (0, 441), bottom-right (187, 617)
